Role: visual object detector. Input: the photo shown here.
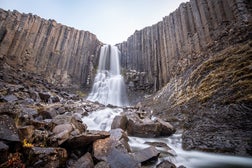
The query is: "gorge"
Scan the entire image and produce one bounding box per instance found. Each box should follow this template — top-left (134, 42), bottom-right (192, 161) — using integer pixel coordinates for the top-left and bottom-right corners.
top-left (0, 0), bottom-right (252, 167)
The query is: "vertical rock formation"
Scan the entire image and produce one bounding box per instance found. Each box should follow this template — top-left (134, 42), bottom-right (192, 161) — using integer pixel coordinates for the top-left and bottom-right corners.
top-left (0, 9), bottom-right (102, 88)
top-left (117, 0), bottom-right (252, 92)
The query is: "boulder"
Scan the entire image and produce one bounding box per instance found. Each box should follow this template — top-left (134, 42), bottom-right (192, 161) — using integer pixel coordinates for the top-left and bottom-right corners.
top-left (132, 146), bottom-right (160, 164)
top-left (110, 128), bottom-right (131, 152)
top-left (126, 113), bottom-right (175, 137)
top-left (93, 137), bottom-right (139, 168)
top-left (38, 92), bottom-right (51, 103)
top-left (1, 94), bottom-right (18, 102)
top-left (0, 115), bottom-right (20, 142)
top-left (51, 123), bottom-right (73, 145)
top-left (72, 152), bottom-right (94, 168)
top-left (156, 160), bottom-right (176, 168)
top-left (26, 147), bottom-right (67, 168)
top-left (67, 130), bottom-right (110, 149)
top-left (18, 125), bottom-right (35, 141)
top-left (111, 115), bottom-right (128, 130)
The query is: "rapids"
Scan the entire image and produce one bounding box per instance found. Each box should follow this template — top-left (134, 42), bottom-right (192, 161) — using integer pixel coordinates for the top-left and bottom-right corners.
top-left (82, 107), bottom-right (252, 168)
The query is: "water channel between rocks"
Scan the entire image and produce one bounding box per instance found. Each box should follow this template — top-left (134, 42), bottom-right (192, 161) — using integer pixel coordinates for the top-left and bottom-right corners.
top-left (82, 107), bottom-right (252, 168)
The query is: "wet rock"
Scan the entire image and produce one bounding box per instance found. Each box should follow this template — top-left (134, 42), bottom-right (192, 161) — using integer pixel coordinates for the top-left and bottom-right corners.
top-left (1, 94), bottom-right (18, 102)
top-left (111, 115), bottom-right (128, 130)
top-left (52, 124), bottom-right (73, 145)
top-left (132, 146), bottom-right (160, 164)
top-left (0, 141), bottom-right (9, 163)
top-left (0, 115), bottom-right (20, 142)
top-left (67, 130), bottom-right (110, 149)
top-left (144, 141), bottom-right (176, 156)
top-left (95, 161), bottom-right (110, 168)
top-left (26, 147), bottom-right (67, 168)
top-left (72, 152), bottom-right (94, 168)
top-left (156, 160), bottom-right (176, 168)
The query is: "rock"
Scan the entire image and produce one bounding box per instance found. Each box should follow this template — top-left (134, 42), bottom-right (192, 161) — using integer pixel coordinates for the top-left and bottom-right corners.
top-left (156, 160), bottom-right (176, 168)
top-left (155, 118), bottom-right (176, 136)
top-left (0, 115), bottom-right (20, 142)
top-left (72, 152), bottom-right (94, 168)
top-left (71, 116), bottom-right (87, 133)
top-left (111, 115), bottom-right (128, 130)
top-left (1, 94), bottom-right (18, 102)
top-left (95, 161), bottom-right (110, 168)
top-left (132, 146), bottom-right (160, 164)
top-left (67, 130), bottom-right (110, 149)
top-left (144, 141), bottom-right (176, 156)
top-left (51, 96), bottom-right (60, 103)
top-left (38, 92), bottom-right (51, 103)
top-left (52, 123), bottom-right (73, 145)
top-left (126, 113), bottom-right (175, 137)
top-left (93, 137), bottom-right (139, 168)
top-left (110, 128), bottom-right (131, 152)
top-left (18, 125), bottom-right (35, 141)
top-left (0, 141), bottom-right (9, 163)
top-left (110, 128), bottom-right (129, 141)
top-left (32, 129), bottom-right (49, 147)
top-left (26, 147), bottom-right (67, 168)
top-left (107, 148), bottom-right (140, 168)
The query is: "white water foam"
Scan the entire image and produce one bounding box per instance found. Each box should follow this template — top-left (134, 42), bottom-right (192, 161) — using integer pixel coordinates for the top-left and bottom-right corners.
top-left (82, 108), bottom-right (252, 168)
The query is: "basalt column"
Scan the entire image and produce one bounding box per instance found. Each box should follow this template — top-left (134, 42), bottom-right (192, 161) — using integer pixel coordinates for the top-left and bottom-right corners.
top-left (0, 9), bottom-right (103, 88)
top-left (117, 0), bottom-right (252, 92)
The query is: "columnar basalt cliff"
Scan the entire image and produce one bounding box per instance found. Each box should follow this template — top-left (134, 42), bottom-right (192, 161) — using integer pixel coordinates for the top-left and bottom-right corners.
top-left (117, 0), bottom-right (252, 92)
top-left (117, 0), bottom-right (252, 156)
top-left (0, 9), bottom-right (102, 88)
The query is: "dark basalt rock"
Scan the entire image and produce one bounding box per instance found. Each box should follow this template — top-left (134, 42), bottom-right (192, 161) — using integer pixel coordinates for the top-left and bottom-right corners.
top-left (156, 160), bottom-right (176, 168)
top-left (132, 146), bottom-right (160, 165)
top-left (25, 147), bottom-right (67, 168)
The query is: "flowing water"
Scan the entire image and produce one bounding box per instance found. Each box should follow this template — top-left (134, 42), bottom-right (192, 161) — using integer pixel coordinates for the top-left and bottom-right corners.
top-left (87, 45), bottom-right (129, 107)
top-left (82, 107), bottom-right (252, 168)
top-left (85, 45), bottom-right (252, 167)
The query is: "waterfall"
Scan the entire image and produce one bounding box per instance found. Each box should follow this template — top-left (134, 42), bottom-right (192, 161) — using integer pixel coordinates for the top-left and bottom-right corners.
top-left (87, 45), bottom-right (129, 107)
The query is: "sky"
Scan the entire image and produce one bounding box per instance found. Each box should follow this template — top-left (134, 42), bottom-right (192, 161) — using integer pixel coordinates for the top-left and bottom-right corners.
top-left (0, 0), bottom-right (187, 45)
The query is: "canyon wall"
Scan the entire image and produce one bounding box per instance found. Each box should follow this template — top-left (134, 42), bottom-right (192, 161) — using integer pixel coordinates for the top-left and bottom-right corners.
top-left (0, 9), bottom-right (102, 88)
top-left (117, 0), bottom-right (252, 92)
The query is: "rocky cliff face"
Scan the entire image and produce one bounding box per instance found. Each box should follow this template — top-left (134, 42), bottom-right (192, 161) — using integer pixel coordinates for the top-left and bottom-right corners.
top-left (124, 0), bottom-right (251, 156)
top-left (117, 0), bottom-right (252, 92)
top-left (0, 9), bottom-right (102, 88)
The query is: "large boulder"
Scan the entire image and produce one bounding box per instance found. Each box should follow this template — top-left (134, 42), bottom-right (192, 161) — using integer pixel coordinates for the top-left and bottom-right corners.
top-left (93, 137), bottom-right (140, 168)
top-left (67, 130), bottom-right (110, 149)
top-left (126, 113), bottom-right (175, 137)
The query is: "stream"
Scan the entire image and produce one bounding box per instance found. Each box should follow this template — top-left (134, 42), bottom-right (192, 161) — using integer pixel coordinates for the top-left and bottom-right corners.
top-left (82, 107), bottom-right (252, 168)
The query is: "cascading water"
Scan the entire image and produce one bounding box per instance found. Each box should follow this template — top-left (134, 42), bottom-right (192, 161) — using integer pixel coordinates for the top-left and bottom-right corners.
top-left (87, 45), bottom-right (129, 107)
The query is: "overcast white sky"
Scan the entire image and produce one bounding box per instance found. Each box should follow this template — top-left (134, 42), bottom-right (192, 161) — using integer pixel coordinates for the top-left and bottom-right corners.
top-left (0, 0), bottom-right (187, 44)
